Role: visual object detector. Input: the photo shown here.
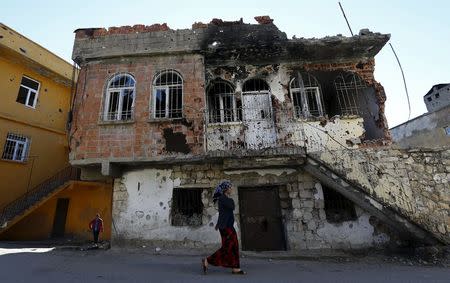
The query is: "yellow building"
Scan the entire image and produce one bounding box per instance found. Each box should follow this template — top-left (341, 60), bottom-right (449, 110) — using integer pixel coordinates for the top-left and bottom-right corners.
top-left (0, 23), bottom-right (112, 241)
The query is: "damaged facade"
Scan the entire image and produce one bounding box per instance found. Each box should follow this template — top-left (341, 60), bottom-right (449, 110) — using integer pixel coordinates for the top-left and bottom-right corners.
top-left (70, 17), bottom-right (448, 250)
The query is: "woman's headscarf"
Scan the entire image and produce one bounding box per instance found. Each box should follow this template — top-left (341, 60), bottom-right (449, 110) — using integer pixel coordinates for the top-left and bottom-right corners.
top-left (213, 180), bottom-right (232, 203)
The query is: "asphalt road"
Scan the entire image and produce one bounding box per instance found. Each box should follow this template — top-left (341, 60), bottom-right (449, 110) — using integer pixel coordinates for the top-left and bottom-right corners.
top-left (0, 247), bottom-right (448, 283)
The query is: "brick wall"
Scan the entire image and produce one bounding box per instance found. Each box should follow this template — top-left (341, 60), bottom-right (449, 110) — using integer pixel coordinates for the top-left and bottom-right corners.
top-left (70, 54), bottom-right (205, 162)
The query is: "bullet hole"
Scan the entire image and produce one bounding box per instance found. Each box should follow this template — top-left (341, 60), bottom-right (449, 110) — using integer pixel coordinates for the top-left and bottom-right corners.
top-left (44, 88), bottom-right (48, 92)
top-left (156, 172), bottom-right (160, 177)
top-left (163, 207), bottom-right (166, 210)
top-left (146, 215), bottom-right (151, 220)
top-left (356, 62), bottom-right (364, 69)
top-left (162, 176), bottom-right (166, 182)
top-left (159, 202), bottom-right (163, 206)
top-left (58, 108), bottom-right (62, 113)
top-left (209, 222), bottom-right (214, 227)
top-left (0, 36), bottom-right (3, 39)
top-left (19, 47), bottom-right (26, 53)
top-left (345, 130), bottom-right (350, 134)
top-left (346, 139), bottom-right (354, 147)
top-left (349, 223), bottom-right (353, 228)
top-left (137, 182), bottom-right (141, 191)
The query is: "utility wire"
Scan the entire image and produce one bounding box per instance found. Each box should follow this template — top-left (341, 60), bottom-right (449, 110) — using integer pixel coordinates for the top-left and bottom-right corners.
top-left (338, 2), bottom-right (354, 36)
top-left (389, 43), bottom-right (411, 121)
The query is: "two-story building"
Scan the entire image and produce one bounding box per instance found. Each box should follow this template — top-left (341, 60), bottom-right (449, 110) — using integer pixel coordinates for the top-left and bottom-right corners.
top-left (0, 23), bottom-right (112, 242)
top-left (69, 17), bottom-right (447, 250)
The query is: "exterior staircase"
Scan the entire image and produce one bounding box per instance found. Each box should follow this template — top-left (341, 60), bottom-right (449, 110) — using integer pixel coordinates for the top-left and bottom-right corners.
top-left (304, 155), bottom-right (443, 246)
top-left (0, 166), bottom-right (80, 234)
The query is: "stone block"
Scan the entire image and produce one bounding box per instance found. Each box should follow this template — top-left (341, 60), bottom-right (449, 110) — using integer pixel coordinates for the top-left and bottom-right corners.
top-left (292, 199), bottom-right (301, 209)
top-left (314, 199), bottom-right (324, 209)
top-left (302, 200), bottom-right (314, 208)
top-left (289, 191), bottom-right (299, 198)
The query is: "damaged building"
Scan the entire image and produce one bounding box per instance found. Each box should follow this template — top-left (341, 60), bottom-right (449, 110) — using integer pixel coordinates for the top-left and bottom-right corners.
top-left (70, 17), bottom-right (449, 251)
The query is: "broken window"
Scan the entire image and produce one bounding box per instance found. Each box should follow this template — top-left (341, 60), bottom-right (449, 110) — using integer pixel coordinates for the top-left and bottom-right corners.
top-left (322, 185), bottom-right (357, 223)
top-left (334, 73), bottom-right (365, 116)
top-left (103, 73), bottom-right (135, 121)
top-left (2, 133), bottom-right (30, 162)
top-left (207, 80), bottom-right (241, 123)
top-left (171, 188), bottom-right (203, 226)
top-left (16, 76), bottom-right (40, 108)
top-left (153, 70), bottom-right (183, 119)
top-left (242, 79), bottom-right (272, 121)
top-left (290, 73), bottom-right (324, 118)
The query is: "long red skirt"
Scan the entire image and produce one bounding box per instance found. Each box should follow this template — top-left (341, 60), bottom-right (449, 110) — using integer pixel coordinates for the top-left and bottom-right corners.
top-left (207, 227), bottom-right (240, 268)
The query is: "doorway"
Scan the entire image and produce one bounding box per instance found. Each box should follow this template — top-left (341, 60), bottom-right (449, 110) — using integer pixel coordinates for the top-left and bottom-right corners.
top-left (238, 186), bottom-right (286, 251)
top-left (51, 198), bottom-right (69, 238)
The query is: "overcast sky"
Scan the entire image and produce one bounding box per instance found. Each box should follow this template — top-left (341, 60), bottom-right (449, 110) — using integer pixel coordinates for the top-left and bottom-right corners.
top-left (2, 0), bottom-right (449, 127)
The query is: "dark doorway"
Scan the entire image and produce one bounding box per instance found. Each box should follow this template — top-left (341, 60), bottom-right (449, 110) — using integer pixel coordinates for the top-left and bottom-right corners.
top-left (239, 186), bottom-right (286, 251)
top-left (51, 198), bottom-right (70, 237)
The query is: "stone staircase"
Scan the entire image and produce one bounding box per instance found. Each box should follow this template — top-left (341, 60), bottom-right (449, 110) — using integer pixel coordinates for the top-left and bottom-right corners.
top-left (0, 166), bottom-right (80, 234)
top-left (304, 155), bottom-right (443, 246)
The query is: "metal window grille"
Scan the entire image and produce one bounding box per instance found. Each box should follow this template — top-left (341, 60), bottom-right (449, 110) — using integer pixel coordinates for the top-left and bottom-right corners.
top-left (1, 133), bottom-right (30, 162)
top-left (16, 76), bottom-right (40, 108)
top-left (322, 185), bottom-right (357, 223)
top-left (207, 81), bottom-right (241, 123)
top-left (290, 73), bottom-right (324, 118)
top-left (171, 188), bottom-right (203, 226)
top-left (334, 73), bottom-right (365, 116)
top-left (103, 73), bottom-right (135, 121)
top-left (153, 70), bottom-right (183, 119)
top-left (242, 79), bottom-right (273, 121)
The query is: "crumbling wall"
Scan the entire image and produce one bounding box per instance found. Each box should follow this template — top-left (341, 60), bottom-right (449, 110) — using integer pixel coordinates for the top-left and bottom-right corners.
top-left (311, 147), bottom-right (450, 244)
top-left (69, 54), bottom-right (205, 163)
top-left (112, 162), bottom-right (397, 249)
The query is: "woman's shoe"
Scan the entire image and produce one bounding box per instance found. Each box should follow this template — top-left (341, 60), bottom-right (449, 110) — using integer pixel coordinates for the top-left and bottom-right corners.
top-left (232, 270), bottom-right (246, 275)
top-left (201, 258), bottom-right (208, 274)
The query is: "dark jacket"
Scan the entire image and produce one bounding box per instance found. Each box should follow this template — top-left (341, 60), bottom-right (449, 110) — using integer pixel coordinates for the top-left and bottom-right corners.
top-left (216, 194), bottom-right (235, 229)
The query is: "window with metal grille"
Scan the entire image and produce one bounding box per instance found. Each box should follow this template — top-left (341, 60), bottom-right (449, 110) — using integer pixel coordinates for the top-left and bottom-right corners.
top-left (171, 188), bottom-right (203, 226)
top-left (103, 73), bottom-right (135, 121)
top-left (322, 185), bottom-right (357, 223)
top-left (290, 73), bottom-right (324, 118)
top-left (16, 76), bottom-right (40, 108)
top-left (207, 80), bottom-right (241, 123)
top-left (334, 73), bottom-right (365, 116)
top-left (242, 79), bottom-right (273, 121)
top-left (153, 70), bottom-right (183, 119)
top-left (2, 133), bottom-right (30, 162)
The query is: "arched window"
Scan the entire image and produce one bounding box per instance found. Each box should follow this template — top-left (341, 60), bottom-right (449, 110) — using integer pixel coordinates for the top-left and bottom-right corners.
top-left (207, 80), bottom-right (239, 123)
top-left (104, 73), bottom-right (135, 121)
top-left (334, 73), bottom-right (365, 116)
top-left (290, 73), bottom-right (323, 118)
top-left (153, 70), bottom-right (183, 118)
top-left (242, 79), bottom-right (272, 120)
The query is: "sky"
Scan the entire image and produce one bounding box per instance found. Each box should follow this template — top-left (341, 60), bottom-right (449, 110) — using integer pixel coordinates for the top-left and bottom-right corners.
top-left (2, 0), bottom-right (449, 127)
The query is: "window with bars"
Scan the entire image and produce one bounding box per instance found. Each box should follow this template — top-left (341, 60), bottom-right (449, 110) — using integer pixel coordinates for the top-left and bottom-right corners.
top-left (242, 79), bottom-right (273, 121)
top-left (334, 73), bottom-right (365, 116)
top-left (207, 80), bottom-right (241, 123)
top-left (322, 185), bottom-right (357, 223)
top-left (16, 76), bottom-right (40, 108)
top-left (2, 133), bottom-right (30, 162)
top-left (171, 188), bottom-right (203, 226)
top-left (290, 73), bottom-right (324, 118)
top-left (103, 73), bottom-right (135, 121)
top-left (153, 70), bottom-right (183, 119)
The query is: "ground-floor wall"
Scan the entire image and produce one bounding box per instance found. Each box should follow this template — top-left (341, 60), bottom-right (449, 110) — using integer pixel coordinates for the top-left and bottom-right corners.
top-left (112, 163), bottom-right (398, 250)
top-left (0, 181), bottom-right (112, 241)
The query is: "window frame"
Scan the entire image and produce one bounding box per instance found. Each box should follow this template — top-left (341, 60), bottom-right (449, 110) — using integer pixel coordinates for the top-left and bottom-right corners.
top-left (207, 80), bottom-right (240, 124)
top-left (242, 78), bottom-right (273, 121)
top-left (1, 133), bottom-right (30, 162)
top-left (17, 75), bottom-right (40, 109)
top-left (103, 73), bottom-right (136, 122)
top-left (152, 70), bottom-right (183, 119)
top-left (290, 74), bottom-right (324, 119)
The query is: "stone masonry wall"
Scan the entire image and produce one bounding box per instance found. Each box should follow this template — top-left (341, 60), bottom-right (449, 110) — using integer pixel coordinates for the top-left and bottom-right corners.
top-left (112, 162), bottom-right (395, 249)
top-left (312, 147), bottom-right (450, 244)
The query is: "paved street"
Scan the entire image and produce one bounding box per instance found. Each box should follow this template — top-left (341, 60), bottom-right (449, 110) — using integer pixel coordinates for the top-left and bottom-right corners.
top-left (0, 246), bottom-right (449, 283)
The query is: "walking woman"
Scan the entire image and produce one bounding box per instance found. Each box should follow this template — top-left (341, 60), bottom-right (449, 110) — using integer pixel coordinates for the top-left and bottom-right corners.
top-left (202, 181), bottom-right (245, 275)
